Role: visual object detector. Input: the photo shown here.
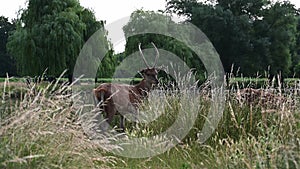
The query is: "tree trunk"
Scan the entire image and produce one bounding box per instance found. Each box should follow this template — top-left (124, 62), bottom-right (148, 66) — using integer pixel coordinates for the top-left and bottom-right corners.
top-left (68, 74), bottom-right (73, 85)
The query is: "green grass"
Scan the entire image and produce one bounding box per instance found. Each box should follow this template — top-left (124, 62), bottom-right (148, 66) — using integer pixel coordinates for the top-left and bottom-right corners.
top-left (0, 77), bottom-right (22, 83)
top-left (0, 75), bottom-right (299, 168)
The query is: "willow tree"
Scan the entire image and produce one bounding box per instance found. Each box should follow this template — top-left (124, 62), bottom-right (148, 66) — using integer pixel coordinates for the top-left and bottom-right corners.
top-left (7, 0), bottom-right (110, 82)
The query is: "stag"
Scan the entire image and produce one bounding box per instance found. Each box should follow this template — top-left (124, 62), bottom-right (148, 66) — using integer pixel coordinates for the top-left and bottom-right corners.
top-left (93, 42), bottom-right (159, 131)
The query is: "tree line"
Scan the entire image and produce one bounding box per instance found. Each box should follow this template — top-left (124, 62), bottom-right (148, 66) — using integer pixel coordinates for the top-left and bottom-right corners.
top-left (0, 0), bottom-right (300, 83)
top-left (166, 0), bottom-right (300, 80)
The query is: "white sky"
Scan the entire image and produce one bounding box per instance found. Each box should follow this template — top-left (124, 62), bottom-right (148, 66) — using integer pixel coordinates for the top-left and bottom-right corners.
top-left (0, 0), bottom-right (299, 24)
top-left (1, 0), bottom-right (299, 52)
top-left (0, 0), bottom-right (167, 24)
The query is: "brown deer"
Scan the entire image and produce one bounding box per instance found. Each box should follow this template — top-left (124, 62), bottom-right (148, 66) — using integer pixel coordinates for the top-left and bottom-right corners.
top-left (93, 42), bottom-right (159, 132)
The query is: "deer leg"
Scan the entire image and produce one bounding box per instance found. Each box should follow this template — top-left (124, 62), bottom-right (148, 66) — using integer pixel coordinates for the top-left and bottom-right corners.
top-left (93, 95), bottom-right (100, 107)
top-left (93, 90), bottom-right (107, 131)
top-left (120, 115), bottom-right (125, 132)
top-left (105, 107), bottom-right (115, 125)
top-left (99, 101), bottom-right (115, 131)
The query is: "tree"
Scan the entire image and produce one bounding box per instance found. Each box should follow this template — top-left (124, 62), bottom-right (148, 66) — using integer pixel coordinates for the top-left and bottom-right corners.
top-left (166, 0), bottom-right (298, 80)
top-left (96, 49), bottom-right (116, 78)
top-left (167, 0), bottom-right (257, 75)
top-left (264, 1), bottom-right (298, 78)
top-left (123, 10), bottom-right (206, 81)
top-left (0, 16), bottom-right (17, 77)
top-left (292, 15), bottom-right (300, 77)
top-left (291, 9), bottom-right (300, 77)
top-left (7, 0), bottom-right (110, 83)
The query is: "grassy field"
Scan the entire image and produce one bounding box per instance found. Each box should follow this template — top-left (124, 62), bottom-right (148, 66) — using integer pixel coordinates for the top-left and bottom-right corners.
top-left (0, 76), bottom-right (299, 168)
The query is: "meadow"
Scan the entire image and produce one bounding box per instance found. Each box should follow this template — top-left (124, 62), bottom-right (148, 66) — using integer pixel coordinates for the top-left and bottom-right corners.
top-left (0, 75), bottom-right (299, 169)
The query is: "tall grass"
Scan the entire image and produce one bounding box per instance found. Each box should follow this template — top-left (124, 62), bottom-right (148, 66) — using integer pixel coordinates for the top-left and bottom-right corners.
top-left (108, 73), bottom-right (300, 168)
top-left (0, 77), bottom-right (121, 168)
top-left (0, 73), bottom-right (299, 168)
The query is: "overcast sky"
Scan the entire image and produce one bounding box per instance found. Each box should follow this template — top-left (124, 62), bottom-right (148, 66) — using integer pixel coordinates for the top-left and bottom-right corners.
top-left (0, 0), bottom-right (167, 24)
top-left (1, 0), bottom-right (300, 24)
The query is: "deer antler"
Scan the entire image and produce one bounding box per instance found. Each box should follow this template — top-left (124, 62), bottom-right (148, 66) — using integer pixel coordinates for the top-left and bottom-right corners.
top-left (151, 42), bottom-right (159, 68)
top-left (139, 43), bottom-right (150, 68)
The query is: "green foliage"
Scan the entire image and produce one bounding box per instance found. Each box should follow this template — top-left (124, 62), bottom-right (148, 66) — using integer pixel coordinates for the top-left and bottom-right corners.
top-left (96, 49), bottom-right (117, 78)
top-left (0, 16), bottom-right (17, 76)
top-left (166, 0), bottom-right (299, 77)
top-left (123, 10), bottom-right (206, 81)
top-left (294, 62), bottom-right (300, 76)
top-left (291, 17), bottom-right (300, 76)
top-left (7, 0), bottom-right (110, 82)
top-left (262, 1), bottom-right (298, 76)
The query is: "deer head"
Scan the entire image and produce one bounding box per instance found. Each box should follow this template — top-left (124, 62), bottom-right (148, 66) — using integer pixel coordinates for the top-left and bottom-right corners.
top-left (140, 68), bottom-right (159, 86)
top-left (138, 42), bottom-right (160, 87)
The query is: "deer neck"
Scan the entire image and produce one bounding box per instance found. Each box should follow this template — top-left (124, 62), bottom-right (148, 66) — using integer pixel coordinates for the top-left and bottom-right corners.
top-left (135, 79), bottom-right (151, 97)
